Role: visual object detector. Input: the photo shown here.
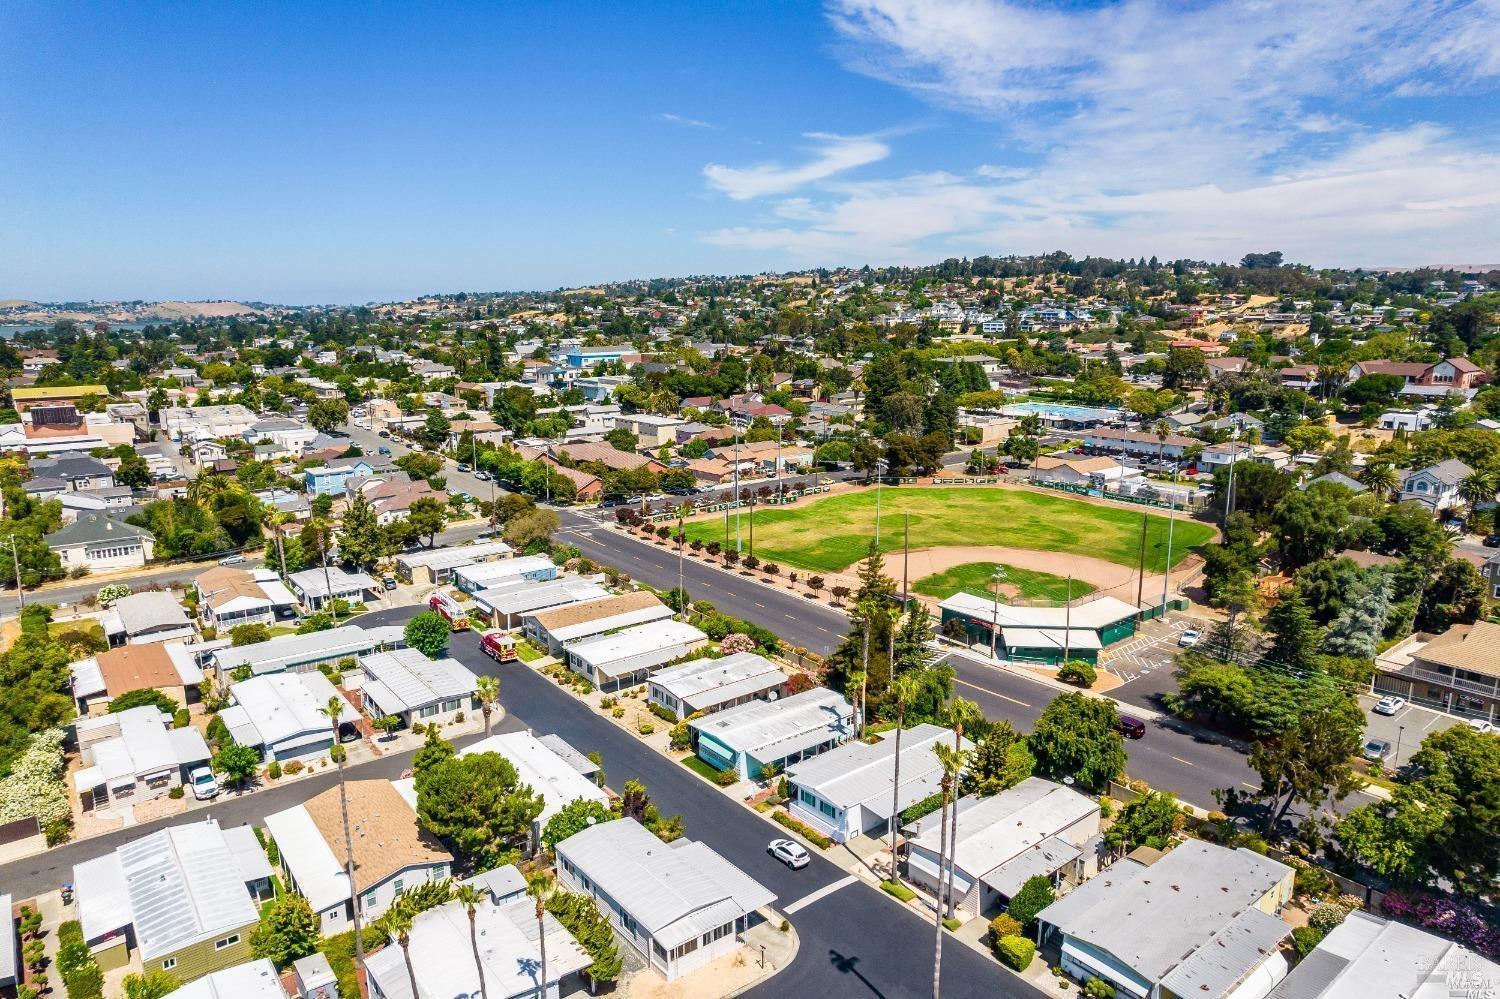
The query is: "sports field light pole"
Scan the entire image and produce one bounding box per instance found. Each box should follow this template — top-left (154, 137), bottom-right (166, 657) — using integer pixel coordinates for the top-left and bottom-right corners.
top-left (1161, 464), bottom-right (1179, 611)
top-left (1062, 574), bottom-right (1073, 663)
top-left (733, 429), bottom-right (743, 554)
top-left (990, 566), bottom-right (1006, 661)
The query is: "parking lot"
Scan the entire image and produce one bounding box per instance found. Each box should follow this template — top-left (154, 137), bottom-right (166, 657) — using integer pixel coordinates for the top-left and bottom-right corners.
top-left (1357, 693), bottom-right (1469, 769)
top-left (1099, 614), bottom-right (1206, 710)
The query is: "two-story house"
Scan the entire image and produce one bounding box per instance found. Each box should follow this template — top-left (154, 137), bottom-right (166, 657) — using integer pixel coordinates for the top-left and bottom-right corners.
top-left (1399, 459), bottom-right (1472, 513)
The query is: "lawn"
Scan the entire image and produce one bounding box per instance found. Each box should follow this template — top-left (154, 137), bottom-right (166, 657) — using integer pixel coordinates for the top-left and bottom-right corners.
top-left (680, 755), bottom-right (724, 782)
top-left (912, 562), bottom-right (1097, 604)
top-left (682, 487), bottom-right (1214, 574)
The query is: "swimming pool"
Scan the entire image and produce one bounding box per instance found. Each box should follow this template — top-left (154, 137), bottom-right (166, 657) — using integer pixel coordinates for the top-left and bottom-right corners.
top-left (1001, 401), bottom-right (1121, 423)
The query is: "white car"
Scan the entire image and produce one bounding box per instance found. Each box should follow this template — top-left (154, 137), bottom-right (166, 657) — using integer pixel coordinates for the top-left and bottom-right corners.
top-left (1466, 719), bottom-right (1494, 735)
top-left (1373, 695), bottom-right (1406, 716)
top-left (1178, 629), bottom-right (1202, 647)
top-left (219, 553), bottom-right (246, 566)
top-left (188, 767), bottom-right (219, 801)
top-left (767, 838), bottom-right (810, 869)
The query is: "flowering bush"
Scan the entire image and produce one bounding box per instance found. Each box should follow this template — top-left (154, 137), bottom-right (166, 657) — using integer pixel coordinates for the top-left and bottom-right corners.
top-left (0, 729), bottom-right (69, 827)
top-left (719, 633), bottom-right (756, 655)
top-left (1382, 893), bottom-right (1500, 959)
top-left (95, 583), bottom-right (132, 607)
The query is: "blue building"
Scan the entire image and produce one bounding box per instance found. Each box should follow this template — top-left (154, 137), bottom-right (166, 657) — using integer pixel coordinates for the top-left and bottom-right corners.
top-left (566, 347), bottom-right (630, 369)
top-left (303, 457), bottom-right (390, 497)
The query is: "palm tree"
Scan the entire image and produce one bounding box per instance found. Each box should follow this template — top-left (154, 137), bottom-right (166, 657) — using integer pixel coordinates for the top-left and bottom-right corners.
top-left (320, 696), bottom-right (365, 973)
top-left (940, 698), bottom-right (983, 922)
top-left (886, 673), bottom-right (923, 884)
top-left (452, 884), bottom-right (489, 999)
top-left (929, 741), bottom-right (970, 999)
top-left (526, 871), bottom-right (554, 999)
top-left (1153, 419), bottom-right (1172, 471)
top-left (845, 669), bottom-right (866, 741)
top-left (379, 899), bottom-right (419, 999)
top-left (1458, 470), bottom-right (1496, 513)
top-left (475, 675), bottom-right (500, 735)
top-left (1359, 462), bottom-right (1398, 500)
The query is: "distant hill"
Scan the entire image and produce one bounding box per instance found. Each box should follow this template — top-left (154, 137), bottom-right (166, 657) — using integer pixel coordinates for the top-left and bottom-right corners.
top-left (143, 300), bottom-right (264, 319)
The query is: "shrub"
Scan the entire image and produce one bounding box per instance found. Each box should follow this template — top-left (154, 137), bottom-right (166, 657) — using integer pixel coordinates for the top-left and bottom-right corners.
top-left (1309, 902), bottom-right (1349, 933)
top-left (772, 809), bottom-right (831, 849)
top-left (899, 791), bottom-right (944, 824)
top-left (267, 760), bottom-right (282, 780)
top-left (647, 702), bottom-right (678, 724)
top-left (880, 880), bottom-right (916, 902)
top-left (989, 914), bottom-right (1021, 942)
top-left (1294, 863), bottom-right (1337, 901)
top-left (168, 786), bottom-right (184, 799)
top-left (1006, 875), bottom-right (1055, 928)
top-left (637, 722), bottom-right (655, 736)
top-left (1057, 660), bottom-right (1097, 687)
top-left (172, 708), bottom-right (190, 729)
top-left (57, 921), bottom-right (102, 999)
top-left (1292, 925), bottom-right (1326, 956)
top-left (713, 768), bottom-right (738, 787)
top-left (1083, 978), bottom-right (1116, 998)
top-left (611, 707), bottom-right (625, 718)
top-left (284, 759), bottom-right (305, 775)
top-left (669, 721), bottom-right (691, 751)
top-left (993, 934), bottom-right (1035, 971)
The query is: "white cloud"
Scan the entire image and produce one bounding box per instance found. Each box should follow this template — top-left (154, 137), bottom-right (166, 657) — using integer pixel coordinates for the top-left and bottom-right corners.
top-left (703, 133), bottom-right (890, 200)
top-left (704, 0), bottom-right (1500, 266)
top-left (657, 112), bottom-right (717, 129)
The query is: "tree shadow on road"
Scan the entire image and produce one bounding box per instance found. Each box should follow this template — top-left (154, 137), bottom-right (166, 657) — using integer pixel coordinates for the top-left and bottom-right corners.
top-left (828, 949), bottom-right (887, 999)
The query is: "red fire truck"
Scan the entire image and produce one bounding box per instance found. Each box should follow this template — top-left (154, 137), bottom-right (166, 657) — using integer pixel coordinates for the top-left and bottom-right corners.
top-left (427, 591), bottom-right (471, 631)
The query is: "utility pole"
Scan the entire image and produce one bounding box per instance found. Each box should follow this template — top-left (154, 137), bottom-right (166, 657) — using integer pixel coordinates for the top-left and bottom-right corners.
top-left (733, 431), bottom-right (742, 553)
top-left (1161, 465), bottom-right (1179, 610)
top-left (901, 513), bottom-right (910, 606)
top-left (990, 566), bottom-right (1005, 661)
top-left (676, 505), bottom-right (686, 622)
top-left (3, 535), bottom-right (24, 610)
top-left (1062, 575), bottom-right (1072, 663)
top-left (859, 622), bottom-right (870, 739)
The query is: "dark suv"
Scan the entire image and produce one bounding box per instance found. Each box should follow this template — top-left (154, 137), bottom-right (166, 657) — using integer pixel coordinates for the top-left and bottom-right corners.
top-left (1116, 715), bottom-right (1147, 739)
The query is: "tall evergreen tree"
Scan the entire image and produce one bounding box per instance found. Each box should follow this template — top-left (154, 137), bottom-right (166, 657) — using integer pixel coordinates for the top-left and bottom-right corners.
top-left (1322, 573), bottom-right (1392, 659)
top-left (1263, 585), bottom-right (1322, 671)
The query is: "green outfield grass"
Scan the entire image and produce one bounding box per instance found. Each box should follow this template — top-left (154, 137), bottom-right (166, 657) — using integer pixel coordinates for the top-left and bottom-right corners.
top-left (912, 562), bottom-right (1098, 604)
top-left (682, 486), bottom-right (1214, 574)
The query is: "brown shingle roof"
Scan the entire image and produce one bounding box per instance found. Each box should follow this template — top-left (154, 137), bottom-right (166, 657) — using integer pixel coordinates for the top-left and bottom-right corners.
top-left (302, 780), bottom-right (452, 887)
top-left (194, 566), bottom-right (268, 610)
top-left (1413, 621), bottom-right (1500, 679)
top-left (527, 590), bottom-right (663, 631)
top-left (549, 441), bottom-right (656, 471)
top-left (94, 643), bottom-right (185, 696)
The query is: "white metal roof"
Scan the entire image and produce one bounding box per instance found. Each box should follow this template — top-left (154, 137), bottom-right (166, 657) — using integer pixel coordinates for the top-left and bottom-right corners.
top-left (395, 541), bottom-right (513, 571)
top-left (76, 819), bottom-right (262, 961)
top-left (73, 707), bottom-right (209, 791)
top-left (69, 656), bottom-right (107, 699)
top-left (787, 723), bottom-right (965, 813)
top-left (363, 896), bottom-right (589, 999)
top-left (288, 567), bottom-right (377, 599)
top-left (548, 603), bottom-right (675, 643)
top-left (650, 652), bottom-right (784, 709)
top-left (263, 805), bottom-right (349, 912)
top-left (565, 620), bottom-right (707, 673)
top-left (459, 732), bottom-right (607, 824)
top-left (475, 578), bottom-right (609, 617)
top-left (226, 672), bottom-right (356, 750)
top-left (452, 555), bottom-right (557, 588)
top-left (1002, 627), bottom-right (1104, 652)
top-left (691, 687), bottom-right (852, 760)
top-left (212, 625), bottom-right (391, 676)
top-left (358, 647), bottom-right (476, 713)
top-left (910, 778), bottom-right (1098, 885)
top-left (555, 818), bottom-right (775, 950)
top-left (941, 591), bottom-right (1142, 630)
top-left (171, 959), bottom-right (287, 999)
top-left (111, 591), bottom-right (191, 635)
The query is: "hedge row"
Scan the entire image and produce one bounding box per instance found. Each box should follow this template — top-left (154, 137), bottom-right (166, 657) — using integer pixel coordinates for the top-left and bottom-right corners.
top-left (772, 809), bottom-right (832, 849)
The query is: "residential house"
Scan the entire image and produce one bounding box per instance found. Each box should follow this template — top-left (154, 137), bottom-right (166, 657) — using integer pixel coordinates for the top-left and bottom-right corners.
top-left (445, 418), bottom-right (510, 451)
top-left (904, 778), bottom-right (1101, 920)
top-left (221, 672), bottom-right (359, 764)
top-left (1399, 459), bottom-right (1472, 512)
top-left (413, 360), bottom-right (457, 382)
top-left (690, 687), bottom-right (853, 781)
top-left (69, 640), bottom-right (203, 714)
top-left (1300, 471), bottom-right (1367, 494)
top-left (648, 651), bottom-right (786, 720)
top-left (1484, 550), bottom-right (1500, 600)
top-left (1374, 620), bottom-right (1500, 723)
top-left (544, 461), bottom-right (604, 500)
top-left (287, 566), bottom-right (379, 611)
top-left (264, 779), bottom-right (453, 932)
top-left (1030, 455), bottom-right (1135, 488)
top-left (172, 960), bottom-right (289, 999)
top-left (549, 440), bottom-right (666, 474)
top-left (471, 577), bottom-right (610, 630)
top-left (612, 413), bottom-right (687, 449)
top-left (554, 818), bottom-right (775, 981)
top-left (104, 591), bottom-right (195, 646)
top-left (160, 404), bottom-right (259, 443)
top-left (243, 418), bottom-right (317, 456)
top-left (392, 541), bottom-right (512, 586)
top-left (1347, 357), bottom-right (1490, 399)
top-left (349, 475), bottom-right (444, 525)
top-left (1266, 909), bottom-right (1500, 999)
top-left (358, 647), bottom-right (478, 728)
top-left (1036, 841), bottom-right (1293, 999)
top-left (44, 514), bottom-right (155, 573)
top-left (523, 590), bottom-right (673, 654)
top-left (28, 454), bottom-right (116, 491)
top-left (363, 892), bottom-right (589, 999)
top-left (452, 554), bottom-right (559, 594)
top-left (1377, 408), bottom-right (1436, 432)
top-left (563, 620), bottom-right (708, 692)
top-left (786, 724), bottom-right (972, 843)
top-left (72, 819), bottom-right (271, 979)
top-left (210, 624), bottom-right (406, 681)
top-left (1080, 427), bottom-right (1196, 462)
top-left (303, 456), bottom-right (394, 497)
top-left (72, 707), bottom-right (211, 811)
top-left (194, 566), bottom-right (297, 631)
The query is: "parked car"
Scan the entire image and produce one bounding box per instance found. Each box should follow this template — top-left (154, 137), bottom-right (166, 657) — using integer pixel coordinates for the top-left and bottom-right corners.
top-left (475, 470), bottom-right (492, 481)
top-left (378, 445), bottom-right (391, 456)
top-left (1483, 534), bottom-right (1500, 548)
top-left (1362, 738), bottom-right (1392, 762)
top-left (767, 838), bottom-right (810, 869)
top-left (1466, 719), bottom-right (1494, 734)
top-left (219, 553), bottom-right (246, 566)
top-left (1373, 695), bottom-right (1407, 716)
top-left (1178, 629), bottom-right (1202, 647)
top-left (1116, 715), bottom-right (1147, 739)
top-left (188, 767), bottom-right (220, 801)
top-left (378, 429), bottom-right (391, 438)
top-left (458, 462), bottom-right (471, 472)
top-left (382, 575), bottom-right (397, 591)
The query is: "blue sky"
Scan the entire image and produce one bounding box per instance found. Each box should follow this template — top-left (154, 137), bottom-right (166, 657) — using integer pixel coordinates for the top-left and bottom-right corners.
top-left (3, 0), bottom-right (1499, 303)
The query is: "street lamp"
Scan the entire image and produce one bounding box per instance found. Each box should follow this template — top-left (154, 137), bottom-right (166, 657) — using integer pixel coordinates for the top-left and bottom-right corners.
top-left (1394, 724), bottom-right (1405, 769)
top-left (0, 535), bottom-right (26, 610)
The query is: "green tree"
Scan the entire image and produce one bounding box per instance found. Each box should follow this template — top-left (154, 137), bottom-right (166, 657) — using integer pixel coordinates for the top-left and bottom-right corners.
top-left (416, 410), bottom-right (452, 450)
top-left (503, 508), bottom-right (560, 551)
top-left (604, 427), bottom-right (638, 453)
top-left (307, 398), bottom-right (351, 435)
top-left (404, 611), bottom-right (450, 658)
top-left (416, 752), bottom-right (544, 869)
top-left (546, 892), bottom-right (623, 986)
top-left (1026, 693), bottom-right (1126, 791)
top-left (337, 493), bottom-right (383, 570)
top-left (113, 447), bottom-right (152, 488)
top-left (1263, 586), bottom-right (1322, 672)
top-left (1249, 694), bottom-right (1364, 835)
top-left (959, 722), bottom-right (1035, 796)
top-left (1005, 875), bottom-right (1055, 927)
top-left (122, 970), bottom-right (181, 999)
top-left (230, 623), bottom-right (271, 647)
top-left (405, 496), bottom-right (448, 547)
top-left (1103, 791), bottom-right (1181, 851)
top-left (541, 798), bottom-right (616, 850)
top-left (107, 688), bottom-right (178, 715)
top-left (211, 742), bottom-right (261, 787)
top-left (250, 894), bottom-right (319, 968)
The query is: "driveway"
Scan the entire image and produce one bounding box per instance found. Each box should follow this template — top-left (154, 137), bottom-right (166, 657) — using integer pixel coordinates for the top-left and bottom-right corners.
top-left (1357, 693), bottom-right (1467, 769)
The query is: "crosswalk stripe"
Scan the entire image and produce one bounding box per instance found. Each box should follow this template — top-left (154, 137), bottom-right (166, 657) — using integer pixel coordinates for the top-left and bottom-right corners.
top-left (784, 875), bottom-right (858, 914)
